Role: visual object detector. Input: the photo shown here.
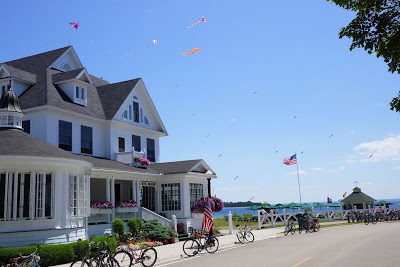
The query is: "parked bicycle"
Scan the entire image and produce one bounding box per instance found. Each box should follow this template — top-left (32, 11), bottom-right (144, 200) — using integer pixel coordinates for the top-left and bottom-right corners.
top-left (235, 224), bottom-right (254, 243)
top-left (113, 238), bottom-right (157, 267)
top-left (70, 241), bottom-right (99, 267)
top-left (182, 230), bottom-right (219, 257)
top-left (284, 220), bottom-right (296, 236)
top-left (6, 243), bottom-right (41, 267)
top-left (89, 237), bottom-right (120, 267)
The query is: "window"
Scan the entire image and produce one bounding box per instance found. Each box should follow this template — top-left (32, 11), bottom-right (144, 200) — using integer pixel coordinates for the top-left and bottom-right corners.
top-left (129, 105), bottom-right (132, 120)
top-left (147, 138), bottom-right (155, 162)
top-left (22, 120), bottom-right (30, 134)
top-left (81, 87), bottom-right (85, 100)
top-left (132, 101), bottom-right (139, 123)
top-left (190, 183), bottom-right (204, 209)
top-left (7, 115), bottom-right (13, 125)
top-left (69, 175), bottom-right (88, 218)
top-left (59, 120), bottom-right (72, 151)
top-left (144, 116), bottom-right (149, 125)
top-left (81, 125), bottom-right (93, 154)
top-left (161, 183), bottom-right (181, 211)
top-left (132, 135), bottom-right (141, 152)
top-left (122, 110), bottom-right (128, 119)
top-left (118, 137), bottom-right (125, 152)
top-left (69, 175), bottom-right (78, 216)
top-left (75, 86), bottom-right (80, 98)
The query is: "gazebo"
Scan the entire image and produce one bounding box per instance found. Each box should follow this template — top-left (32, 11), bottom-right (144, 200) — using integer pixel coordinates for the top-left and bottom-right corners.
top-left (340, 187), bottom-right (375, 210)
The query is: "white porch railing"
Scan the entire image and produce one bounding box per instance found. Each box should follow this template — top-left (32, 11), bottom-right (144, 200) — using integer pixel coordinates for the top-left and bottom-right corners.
top-left (115, 148), bottom-right (147, 166)
top-left (138, 206), bottom-right (176, 229)
top-left (258, 206), bottom-right (399, 229)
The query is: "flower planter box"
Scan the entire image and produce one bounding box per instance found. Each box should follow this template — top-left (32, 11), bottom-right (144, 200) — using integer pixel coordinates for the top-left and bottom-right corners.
top-left (90, 208), bottom-right (113, 215)
top-left (115, 207), bottom-right (139, 213)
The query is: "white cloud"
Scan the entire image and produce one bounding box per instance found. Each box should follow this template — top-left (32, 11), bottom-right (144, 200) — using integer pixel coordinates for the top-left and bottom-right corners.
top-left (353, 135), bottom-right (400, 162)
top-left (310, 168), bottom-right (323, 172)
top-left (392, 166), bottom-right (400, 170)
top-left (287, 170), bottom-right (307, 176)
top-left (328, 166), bottom-right (346, 172)
top-left (231, 118), bottom-right (237, 122)
top-left (349, 131), bottom-right (356, 135)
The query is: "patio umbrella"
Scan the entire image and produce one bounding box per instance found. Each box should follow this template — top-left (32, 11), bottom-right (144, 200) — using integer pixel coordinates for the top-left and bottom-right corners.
top-left (374, 200), bottom-right (394, 206)
top-left (262, 204), bottom-right (273, 209)
top-left (287, 202), bottom-right (303, 209)
top-left (248, 205), bottom-right (261, 210)
top-left (302, 204), bottom-right (313, 209)
top-left (329, 203), bottom-right (342, 207)
top-left (313, 203), bottom-right (328, 208)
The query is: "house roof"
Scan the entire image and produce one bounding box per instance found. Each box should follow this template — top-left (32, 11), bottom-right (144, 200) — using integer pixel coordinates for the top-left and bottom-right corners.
top-left (149, 159), bottom-right (209, 174)
top-left (52, 68), bottom-right (85, 83)
top-left (97, 79), bottom-right (141, 120)
top-left (341, 187), bottom-right (375, 203)
top-left (0, 128), bottom-right (83, 160)
top-left (1, 64), bottom-right (37, 84)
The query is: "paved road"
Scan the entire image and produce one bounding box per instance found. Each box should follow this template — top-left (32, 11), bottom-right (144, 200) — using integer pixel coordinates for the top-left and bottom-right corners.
top-left (159, 222), bottom-right (400, 267)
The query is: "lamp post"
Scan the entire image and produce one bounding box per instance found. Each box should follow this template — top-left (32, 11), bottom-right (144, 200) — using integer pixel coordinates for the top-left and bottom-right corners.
top-left (205, 170), bottom-right (213, 198)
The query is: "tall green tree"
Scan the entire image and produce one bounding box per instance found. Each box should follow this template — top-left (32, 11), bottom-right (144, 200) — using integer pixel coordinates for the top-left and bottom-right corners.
top-left (327, 0), bottom-right (400, 111)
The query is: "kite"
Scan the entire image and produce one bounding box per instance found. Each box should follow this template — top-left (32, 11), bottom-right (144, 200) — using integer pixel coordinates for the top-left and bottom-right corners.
top-left (249, 196), bottom-right (255, 201)
top-left (217, 154), bottom-right (223, 158)
top-left (234, 176), bottom-right (239, 180)
top-left (369, 154), bottom-right (374, 158)
top-left (343, 192), bottom-right (347, 198)
top-left (152, 40), bottom-right (159, 45)
top-left (192, 113), bottom-right (197, 116)
top-left (253, 91), bottom-right (257, 94)
top-left (182, 48), bottom-right (201, 56)
top-left (187, 17), bottom-right (206, 29)
top-left (206, 135), bottom-right (210, 138)
top-left (329, 134), bottom-right (334, 138)
top-left (70, 23), bottom-right (79, 30)
top-left (293, 115), bottom-right (297, 119)
top-left (275, 149), bottom-right (279, 153)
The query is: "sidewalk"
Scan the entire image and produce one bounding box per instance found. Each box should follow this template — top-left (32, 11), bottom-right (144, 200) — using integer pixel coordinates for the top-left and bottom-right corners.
top-left (53, 220), bottom-right (348, 266)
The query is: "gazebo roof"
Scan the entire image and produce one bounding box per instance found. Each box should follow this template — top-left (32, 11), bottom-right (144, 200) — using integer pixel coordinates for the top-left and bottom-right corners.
top-left (340, 187), bottom-right (375, 204)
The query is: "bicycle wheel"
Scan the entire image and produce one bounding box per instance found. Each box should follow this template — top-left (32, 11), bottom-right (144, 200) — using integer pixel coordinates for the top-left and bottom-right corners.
top-left (113, 251), bottom-right (133, 267)
top-left (204, 237), bottom-right (219, 254)
top-left (236, 231), bottom-right (246, 243)
top-left (100, 255), bottom-right (120, 267)
top-left (141, 247), bottom-right (157, 267)
top-left (284, 225), bottom-right (290, 236)
top-left (244, 231), bottom-right (254, 242)
top-left (88, 257), bottom-right (100, 267)
top-left (70, 259), bottom-right (90, 267)
top-left (183, 239), bottom-right (201, 257)
top-left (314, 223), bottom-right (320, 232)
top-left (365, 219), bottom-right (369, 225)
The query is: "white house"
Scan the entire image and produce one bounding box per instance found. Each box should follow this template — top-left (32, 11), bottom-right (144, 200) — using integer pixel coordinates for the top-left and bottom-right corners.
top-left (0, 46), bottom-right (217, 248)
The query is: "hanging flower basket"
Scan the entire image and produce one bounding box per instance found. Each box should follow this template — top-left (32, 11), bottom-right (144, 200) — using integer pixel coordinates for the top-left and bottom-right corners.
top-left (134, 156), bottom-right (150, 166)
top-left (191, 196), bottom-right (224, 213)
top-left (115, 200), bottom-right (139, 213)
top-left (90, 201), bottom-right (114, 215)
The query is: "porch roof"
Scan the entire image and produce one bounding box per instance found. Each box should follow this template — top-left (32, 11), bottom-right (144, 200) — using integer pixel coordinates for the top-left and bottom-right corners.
top-left (148, 159), bottom-right (214, 175)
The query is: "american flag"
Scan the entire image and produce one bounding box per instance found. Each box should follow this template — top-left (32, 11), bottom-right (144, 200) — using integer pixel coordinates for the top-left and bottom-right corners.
top-left (202, 198), bottom-right (214, 232)
top-left (283, 154), bottom-right (297, 165)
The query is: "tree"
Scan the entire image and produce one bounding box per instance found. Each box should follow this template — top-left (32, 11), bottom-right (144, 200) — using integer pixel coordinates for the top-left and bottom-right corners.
top-left (327, 0), bottom-right (400, 111)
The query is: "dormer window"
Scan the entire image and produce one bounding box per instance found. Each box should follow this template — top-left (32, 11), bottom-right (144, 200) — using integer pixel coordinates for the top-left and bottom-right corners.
top-left (74, 86), bottom-right (87, 106)
top-left (75, 86), bottom-right (80, 98)
top-left (122, 110), bottom-right (128, 119)
top-left (132, 101), bottom-right (139, 123)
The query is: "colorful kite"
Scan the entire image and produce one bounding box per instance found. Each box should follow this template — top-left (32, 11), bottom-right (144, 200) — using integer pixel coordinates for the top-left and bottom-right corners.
top-left (253, 91), bottom-right (257, 94)
top-left (234, 176), bottom-right (239, 180)
top-left (369, 154), bottom-right (374, 158)
top-left (182, 48), bottom-right (201, 56)
top-left (217, 154), bottom-right (223, 158)
top-left (187, 17), bottom-right (206, 29)
top-left (70, 23), bottom-right (79, 30)
top-left (329, 134), bottom-right (334, 138)
top-left (249, 196), bottom-right (255, 201)
top-left (206, 135), bottom-right (210, 138)
top-left (293, 115), bottom-right (297, 119)
top-left (152, 40), bottom-right (159, 45)
top-left (275, 149), bottom-right (279, 153)
top-left (343, 192), bottom-right (347, 198)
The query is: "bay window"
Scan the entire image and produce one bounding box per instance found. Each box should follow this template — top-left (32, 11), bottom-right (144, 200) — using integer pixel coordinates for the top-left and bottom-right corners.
top-left (161, 183), bottom-right (181, 211)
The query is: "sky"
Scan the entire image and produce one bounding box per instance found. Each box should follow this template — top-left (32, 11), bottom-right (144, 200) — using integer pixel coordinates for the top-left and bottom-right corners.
top-left (1, 0), bottom-right (400, 204)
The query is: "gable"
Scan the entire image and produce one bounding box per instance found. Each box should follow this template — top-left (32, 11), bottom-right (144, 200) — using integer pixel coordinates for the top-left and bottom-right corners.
top-left (49, 46), bottom-right (83, 72)
top-left (112, 79), bottom-right (167, 134)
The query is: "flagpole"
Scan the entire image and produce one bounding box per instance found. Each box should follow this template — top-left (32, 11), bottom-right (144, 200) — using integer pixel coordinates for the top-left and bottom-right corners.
top-left (296, 152), bottom-right (302, 203)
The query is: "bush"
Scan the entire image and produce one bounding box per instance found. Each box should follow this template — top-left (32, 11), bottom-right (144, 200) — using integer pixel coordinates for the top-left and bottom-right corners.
top-left (112, 218), bottom-right (125, 236)
top-left (39, 244), bottom-right (75, 267)
top-left (127, 217), bottom-right (143, 236)
top-left (142, 220), bottom-right (175, 242)
top-left (91, 235), bottom-right (117, 253)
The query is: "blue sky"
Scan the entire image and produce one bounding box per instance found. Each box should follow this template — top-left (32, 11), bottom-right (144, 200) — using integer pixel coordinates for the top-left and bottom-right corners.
top-left (2, 0), bottom-right (400, 203)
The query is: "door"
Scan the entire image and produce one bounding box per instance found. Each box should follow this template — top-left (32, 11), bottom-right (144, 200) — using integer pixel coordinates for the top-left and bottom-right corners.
top-left (115, 184), bottom-right (121, 203)
top-left (141, 182), bottom-right (156, 211)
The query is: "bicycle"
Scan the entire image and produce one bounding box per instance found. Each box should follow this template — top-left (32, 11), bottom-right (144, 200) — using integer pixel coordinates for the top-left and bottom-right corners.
top-left (113, 239), bottom-right (157, 267)
top-left (235, 224), bottom-right (255, 243)
top-left (182, 230), bottom-right (219, 257)
top-left (7, 243), bottom-right (41, 267)
top-left (70, 241), bottom-right (99, 267)
top-left (89, 238), bottom-right (120, 267)
top-left (284, 220), bottom-right (296, 236)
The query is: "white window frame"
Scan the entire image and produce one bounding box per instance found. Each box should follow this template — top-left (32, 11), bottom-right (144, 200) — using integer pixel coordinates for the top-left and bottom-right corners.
top-left (161, 183), bottom-right (181, 211)
top-left (189, 183), bottom-right (204, 209)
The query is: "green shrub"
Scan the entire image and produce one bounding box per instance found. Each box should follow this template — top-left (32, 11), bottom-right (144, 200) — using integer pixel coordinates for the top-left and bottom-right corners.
top-left (72, 240), bottom-right (89, 259)
top-left (0, 245), bottom-right (37, 266)
top-left (39, 244), bottom-right (75, 267)
top-left (112, 218), bottom-right (125, 236)
top-left (142, 220), bottom-right (174, 242)
top-left (91, 235), bottom-right (117, 253)
top-left (127, 217), bottom-right (143, 236)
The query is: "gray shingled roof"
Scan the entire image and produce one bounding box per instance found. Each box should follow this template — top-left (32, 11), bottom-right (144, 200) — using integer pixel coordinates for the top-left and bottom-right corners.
top-left (341, 187), bottom-right (375, 203)
top-left (52, 68), bottom-right (85, 83)
top-left (97, 79), bottom-right (140, 120)
top-left (148, 159), bottom-right (204, 174)
top-left (0, 128), bottom-right (85, 160)
top-left (1, 64), bottom-right (36, 84)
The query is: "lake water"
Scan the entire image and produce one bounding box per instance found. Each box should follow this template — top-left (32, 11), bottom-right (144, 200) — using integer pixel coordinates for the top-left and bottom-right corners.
top-left (213, 198), bottom-right (400, 218)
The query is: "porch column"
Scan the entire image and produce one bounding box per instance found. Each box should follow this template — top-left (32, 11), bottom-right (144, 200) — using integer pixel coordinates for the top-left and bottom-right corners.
top-left (183, 181), bottom-right (191, 218)
top-left (136, 180), bottom-right (141, 205)
top-left (4, 172), bottom-right (8, 220)
top-left (106, 178), bottom-right (110, 202)
top-left (13, 172), bottom-right (18, 220)
top-left (111, 178), bottom-right (115, 221)
top-left (29, 172), bottom-right (35, 220)
top-left (132, 180), bottom-right (136, 202)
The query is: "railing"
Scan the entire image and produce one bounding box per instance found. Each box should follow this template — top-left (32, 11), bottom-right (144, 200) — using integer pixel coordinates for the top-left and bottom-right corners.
top-left (138, 206), bottom-right (174, 228)
top-left (115, 148), bottom-right (147, 166)
top-left (258, 206), bottom-right (400, 229)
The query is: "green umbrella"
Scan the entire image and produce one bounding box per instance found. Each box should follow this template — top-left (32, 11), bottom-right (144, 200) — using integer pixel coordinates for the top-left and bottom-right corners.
top-left (374, 200), bottom-right (394, 206)
top-left (272, 204), bottom-right (284, 209)
top-left (328, 203), bottom-right (342, 207)
top-left (248, 205), bottom-right (261, 210)
top-left (287, 202), bottom-right (303, 209)
top-left (301, 204), bottom-right (313, 209)
top-left (313, 203), bottom-right (328, 208)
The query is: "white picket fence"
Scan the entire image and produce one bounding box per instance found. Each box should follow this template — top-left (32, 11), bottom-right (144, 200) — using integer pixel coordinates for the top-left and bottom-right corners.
top-left (257, 205), bottom-right (400, 229)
